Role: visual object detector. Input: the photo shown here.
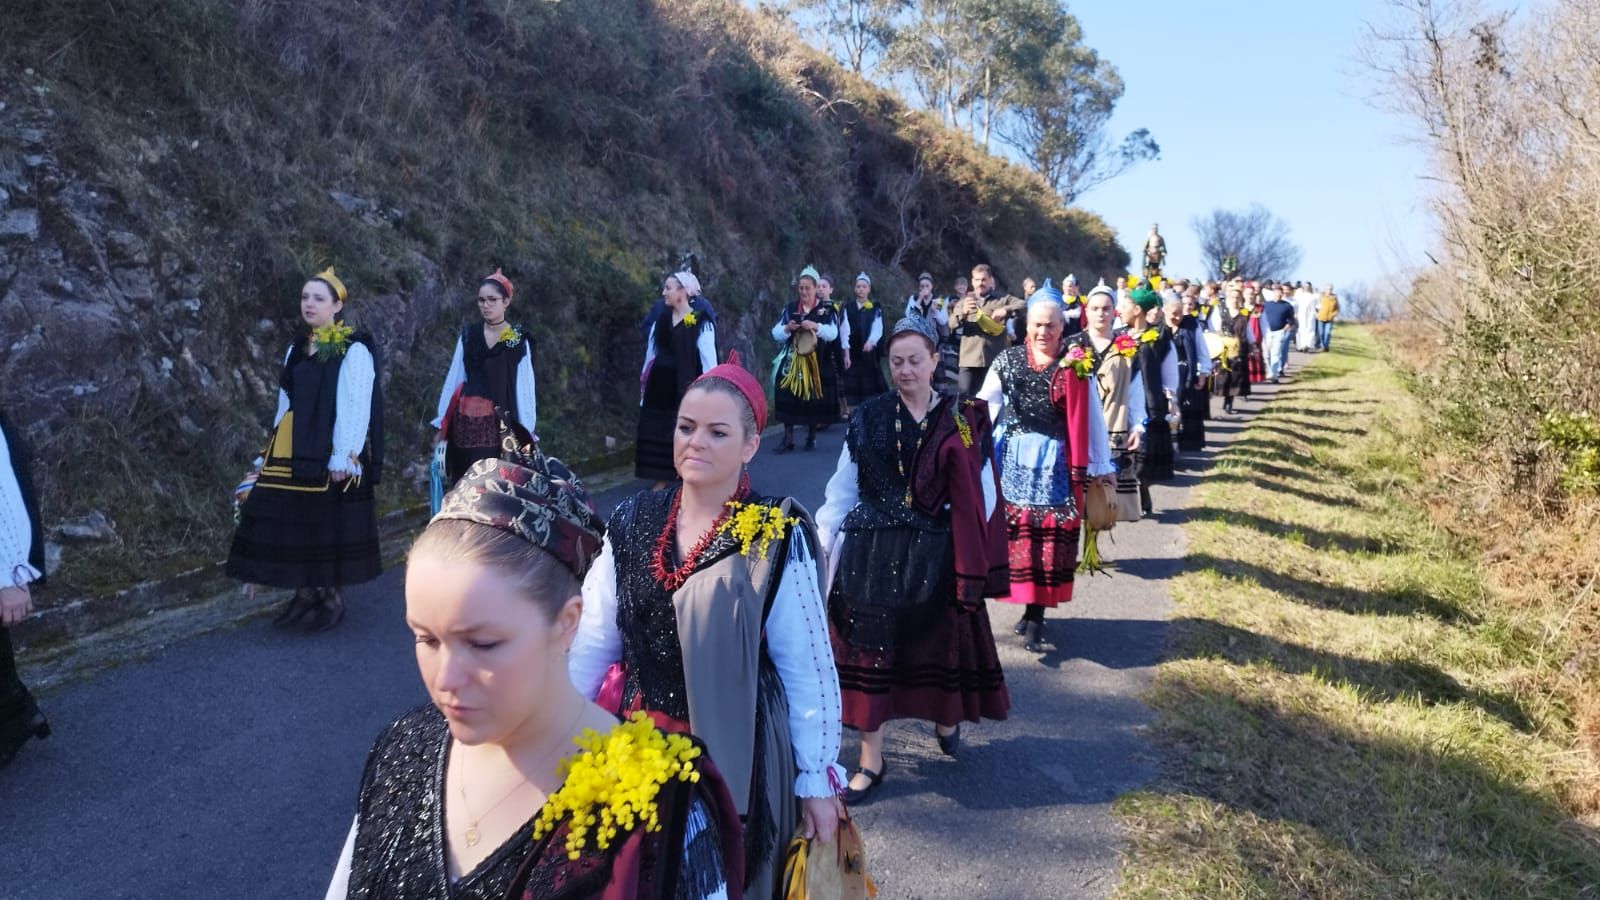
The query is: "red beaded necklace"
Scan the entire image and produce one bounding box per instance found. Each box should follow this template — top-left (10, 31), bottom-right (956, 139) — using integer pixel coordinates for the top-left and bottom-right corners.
top-left (649, 477), bottom-right (750, 592)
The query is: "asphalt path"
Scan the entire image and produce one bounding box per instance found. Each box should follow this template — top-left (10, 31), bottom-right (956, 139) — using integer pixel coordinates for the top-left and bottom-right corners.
top-left (0, 383), bottom-right (1268, 899)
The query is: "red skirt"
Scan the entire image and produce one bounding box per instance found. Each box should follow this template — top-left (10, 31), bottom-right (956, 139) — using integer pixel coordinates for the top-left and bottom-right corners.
top-left (996, 503), bottom-right (1081, 608)
top-left (831, 600), bottom-right (1010, 732)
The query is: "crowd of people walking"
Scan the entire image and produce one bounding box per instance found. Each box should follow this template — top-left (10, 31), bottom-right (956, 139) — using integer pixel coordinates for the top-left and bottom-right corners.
top-left (0, 260), bottom-right (1339, 897)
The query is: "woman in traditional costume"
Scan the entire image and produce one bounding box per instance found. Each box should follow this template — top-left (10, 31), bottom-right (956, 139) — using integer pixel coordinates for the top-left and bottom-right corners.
top-left (570, 358), bottom-right (846, 899)
top-left (635, 271), bottom-right (718, 487)
top-left (819, 315), bottom-right (1010, 802)
top-left (1214, 288), bottom-right (1252, 415)
top-left (977, 281), bottom-right (1113, 653)
top-left (326, 454), bottom-right (742, 899)
top-left (1244, 288), bottom-right (1267, 386)
top-left (0, 411), bottom-right (49, 769)
top-left (838, 272), bottom-right (886, 415)
top-left (1130, 287), bottom-right (1178, 515)
top-left (227, 268), bottom-right (383, 632)
top-left (1085, 284), bottom-right (1146, 525)
top-left (770, 266), bottom-right (841, 453)
top-left (1169, 296), bottom-right (1212, 453)
top-left (432, 269), bottom-right (537, 489)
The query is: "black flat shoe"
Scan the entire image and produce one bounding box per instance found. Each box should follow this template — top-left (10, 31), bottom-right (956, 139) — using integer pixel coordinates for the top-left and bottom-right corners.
top-left (936, 724), bottom-right (961, 757)
top-left (0, 711), bottom-right (50, 770)
top-left (303, 589), bottom-right (346, 633)
top-left (1023, 620), bottom-right (1049, 653)
top-left (842, 765), bottom-right (886, 805)
top-left (1013, 618), bottom-right (1028, 636)
top-left (803, 436), bottom-right (817, 451)
top-left (272, 588), bottom-right (318, 628)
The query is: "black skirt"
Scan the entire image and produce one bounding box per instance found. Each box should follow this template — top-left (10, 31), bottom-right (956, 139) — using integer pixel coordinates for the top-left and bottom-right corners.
top-left (227, 480), bottom-right (381, 589)
top-left (635, 360), bottom-right (682, 481)
top-left (1178, 386), bottom-right (1208, 450)
top-left (1137, 419), bottom-right (1175, 481)
top-left (839, 354), bottom-right (886, 407)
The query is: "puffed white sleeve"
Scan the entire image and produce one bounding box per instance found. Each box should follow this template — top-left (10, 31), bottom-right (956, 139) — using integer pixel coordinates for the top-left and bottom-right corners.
top-left (933, 300), bottom-right (949, 329)
top-left (867, 311), bottom-right (882, 347)
top-left (323, 818), bottom-right (356, 900)
top-left (1127, 371), bottom-right (1148, 435)
top-left (1086, 396), bottom-right (1114, 477)
top-left (763, 533), bottom-right (846, 798)
top-left (770, 312), bottom-right (791, 343)
top-left (430, 338), bottom-right (466, 429)
top-left (1160, 344), bottom-right (1179, 394)
top-left (977, 365), bottom-right (1005, 428)
top-left (835, 313), bottom-right (849, 346)
top-left (0, 427), bottom-right (42, 587)
top-left (697, 321), bottom-right (718, 372)
top-left (328, 343), bottom-right (375, 476)
top-left (516, 345), bottom-right (538, 439)
top-left (1196, 339), bottom-right (1214, 376)
top-left (818, 316), bottom-right (839, 343)
top-left (273, 344), bottom-right (293, 428)
top-left (569, 537), bottom-right (623, 699)
top-left (814, 444), bottom-right (858, 592)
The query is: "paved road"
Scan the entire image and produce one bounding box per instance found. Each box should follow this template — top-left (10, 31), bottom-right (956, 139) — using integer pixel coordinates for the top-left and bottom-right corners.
top-left (0, 385), bottom-right (1266, 899)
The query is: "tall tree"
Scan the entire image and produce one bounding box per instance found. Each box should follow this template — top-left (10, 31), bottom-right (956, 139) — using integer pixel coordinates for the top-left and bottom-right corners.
top-left (791, 0), bottom-right (903, 75)
top-left (1191, 204), bottom-right (1304, 281)
top-left (991, 7), bottom-right (1157, 200)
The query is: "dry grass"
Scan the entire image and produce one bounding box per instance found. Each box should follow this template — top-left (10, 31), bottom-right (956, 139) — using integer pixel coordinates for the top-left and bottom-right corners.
top-left (1114, 327), bottom-right (1600, 898)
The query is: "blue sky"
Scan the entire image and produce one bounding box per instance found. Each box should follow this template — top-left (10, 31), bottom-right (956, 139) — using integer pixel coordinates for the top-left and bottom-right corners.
top-left (1066, 1), bottom-right (1431, 287)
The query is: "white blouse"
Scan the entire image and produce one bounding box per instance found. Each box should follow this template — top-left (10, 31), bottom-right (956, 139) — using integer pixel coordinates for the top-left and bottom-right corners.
top-left (0, 425), bottom-right (41, 587)
top-left (976, 366), bottom-right (1116, 478)
top-left (569, 532), bottom-right (846, 799)
top-left (903, 295), bottom-right (949, 329)
top-left (430, 335), bottom-right (539, 439)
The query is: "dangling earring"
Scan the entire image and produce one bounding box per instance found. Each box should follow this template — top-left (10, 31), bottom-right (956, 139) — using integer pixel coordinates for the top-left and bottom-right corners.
top-left (738, 465), bottom-right (751, 498)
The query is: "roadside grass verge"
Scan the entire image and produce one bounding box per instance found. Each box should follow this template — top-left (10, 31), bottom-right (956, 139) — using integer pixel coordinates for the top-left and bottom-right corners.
top-left (1114, 326), bottom-right (1600, 898)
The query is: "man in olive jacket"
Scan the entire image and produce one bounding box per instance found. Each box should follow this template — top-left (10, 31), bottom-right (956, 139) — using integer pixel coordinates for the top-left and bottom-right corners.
top-left (951, 263), bottom-right (1026, 397)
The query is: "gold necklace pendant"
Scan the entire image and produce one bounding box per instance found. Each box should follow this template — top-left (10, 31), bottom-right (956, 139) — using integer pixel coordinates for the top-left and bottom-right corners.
top-left (464, 825), bottom-right (481, 848)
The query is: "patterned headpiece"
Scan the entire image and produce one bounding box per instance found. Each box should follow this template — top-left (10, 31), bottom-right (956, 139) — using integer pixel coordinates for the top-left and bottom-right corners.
top-left (889, 314), bottom-right (939, 351)
top-left (693, 350), bottom-right (767, 432)
top-left (1087, 279), bottom-right (1115, 301)
top-left (855, 271), bottom-right (871, 285)
top-left (432, 456), bottom-right (605, 579)
top-left (482, 268), bottom-right (514, 300)
top-left (313, 267), bottom-right (348, 303)
top-left (797, 265), bottom-right (821, 284)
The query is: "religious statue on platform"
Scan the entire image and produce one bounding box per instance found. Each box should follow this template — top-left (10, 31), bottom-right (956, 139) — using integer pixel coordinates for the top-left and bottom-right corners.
top-left (1143, 223), bottom-right (1166, 278)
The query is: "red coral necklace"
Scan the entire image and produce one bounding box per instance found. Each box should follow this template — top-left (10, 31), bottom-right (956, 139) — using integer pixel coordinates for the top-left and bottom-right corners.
top-left (650, 477), bottom-right (750, 592)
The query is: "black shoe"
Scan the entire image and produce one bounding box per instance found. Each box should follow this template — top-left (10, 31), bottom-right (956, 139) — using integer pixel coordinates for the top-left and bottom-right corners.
top-left (0, 711), bottom-right (50, 770)
top-left (842, 764), bottom-right (886, 805)
top-left (1023, 620), bottom-right (1049, 653)
top-left (1013, 617), bottom-right (1028, 636)
top-left (804, 435), bottom-right (817, 451)
top-left (272, 588), bottom-right (319, 628)
top-left (303, 589), bottom-right (346, 633)
top-left (936, 724), bottom-right (961, 757)
top-left (774, 441), bottom-right (795, 455)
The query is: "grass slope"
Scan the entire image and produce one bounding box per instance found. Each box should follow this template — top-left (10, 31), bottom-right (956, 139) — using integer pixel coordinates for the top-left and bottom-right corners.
top-left (1115, 328), bottom-right (1600, 898)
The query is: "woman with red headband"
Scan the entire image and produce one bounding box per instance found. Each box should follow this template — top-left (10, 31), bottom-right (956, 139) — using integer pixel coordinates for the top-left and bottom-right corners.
top-left (227, 267), bottom-right (384, 632)
top-left (570, 353), bottom-right (847, 899)
top-left (432, 268), bottom-right (537, 487)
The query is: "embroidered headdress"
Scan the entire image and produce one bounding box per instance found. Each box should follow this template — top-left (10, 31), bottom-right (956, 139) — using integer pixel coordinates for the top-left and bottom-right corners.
top-left (889, 314), bottom-right (939, 352)
top-left (432, 456), bottom-right (605, 578)
top-left (1028, 278), bottom-right (1065, 309)
top-left (673, 270), bottom-right (702, 297)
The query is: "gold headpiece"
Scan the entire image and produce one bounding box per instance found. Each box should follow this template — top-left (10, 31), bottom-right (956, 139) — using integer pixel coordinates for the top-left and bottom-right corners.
top-left (313, 267), bottom-right (348, 303)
